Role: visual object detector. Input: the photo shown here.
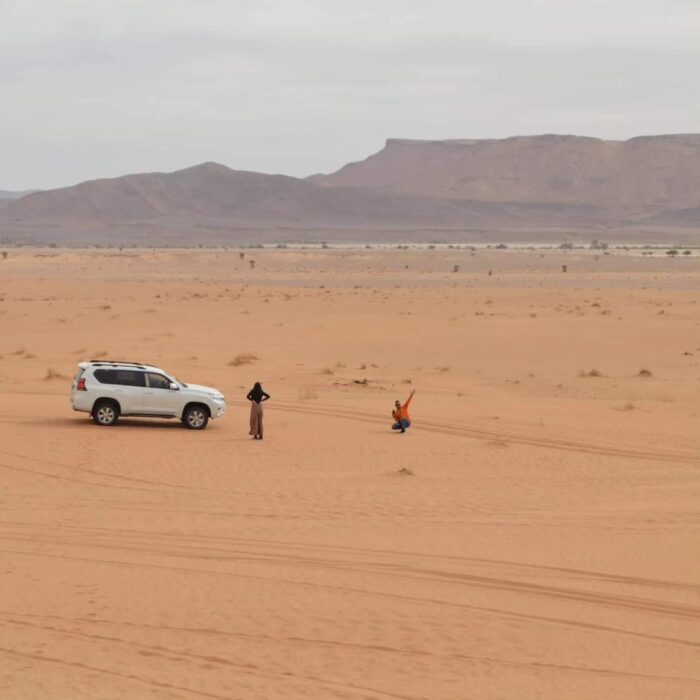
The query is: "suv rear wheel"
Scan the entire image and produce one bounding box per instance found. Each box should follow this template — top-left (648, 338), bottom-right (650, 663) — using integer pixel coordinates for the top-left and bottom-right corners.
top-left (183, 404), bottom-right (209, 430)
top-left (93, 400), bottom-right (119, 426)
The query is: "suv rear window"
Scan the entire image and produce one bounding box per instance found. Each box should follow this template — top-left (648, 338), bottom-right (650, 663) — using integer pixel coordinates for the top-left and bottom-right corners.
top-left (94, 369), bottom-right (146, 387)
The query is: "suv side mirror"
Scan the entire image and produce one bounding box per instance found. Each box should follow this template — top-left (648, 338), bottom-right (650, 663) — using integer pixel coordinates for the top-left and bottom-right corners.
top-left (169, 382), bottom-right (179, 390)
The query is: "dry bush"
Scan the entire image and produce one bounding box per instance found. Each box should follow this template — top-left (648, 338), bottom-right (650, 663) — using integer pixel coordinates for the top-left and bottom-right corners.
top-left (10, 348), bottom-right (27, 356)
top-left (637, 368), bottom-right (653, 377)
top-left (397, 467), bottom-right (414, 476)
top-left (298, 385), bottom-right (318, 400)
top-left (578, 368), bottom-right (604, 378)
top-left (44, 367), bottom-right (68, 380)
top-left (435, 366), bottom-right (450, 373)
top-left (229, 353), bottom-right (258, 367)
top-left (619, 402), bottom-right (635, 411)
top-left (320, 367), bottom-right (334, 375)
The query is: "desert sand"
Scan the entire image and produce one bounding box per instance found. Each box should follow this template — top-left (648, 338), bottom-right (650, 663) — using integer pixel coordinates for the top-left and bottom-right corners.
top-left (1, 247), bottom-right (699, 699)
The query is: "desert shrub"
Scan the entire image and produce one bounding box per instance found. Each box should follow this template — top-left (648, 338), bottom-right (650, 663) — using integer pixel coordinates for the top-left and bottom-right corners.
top-left (229, 353), bottom-right (258, 367)
top-left (578, 368), bottom-right (604, 378)
top-left (298, 385), bottom-right (318, 400)
top-left (637, 368), bottom-right (653, 377)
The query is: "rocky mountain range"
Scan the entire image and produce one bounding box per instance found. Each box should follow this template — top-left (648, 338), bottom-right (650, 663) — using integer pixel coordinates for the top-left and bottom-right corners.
top-left (1, 135), bottom-right (698, 245)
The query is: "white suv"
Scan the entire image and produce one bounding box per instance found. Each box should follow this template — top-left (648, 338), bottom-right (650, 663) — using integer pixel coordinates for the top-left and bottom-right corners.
top-left (71, 361), bottom-right (226, 430)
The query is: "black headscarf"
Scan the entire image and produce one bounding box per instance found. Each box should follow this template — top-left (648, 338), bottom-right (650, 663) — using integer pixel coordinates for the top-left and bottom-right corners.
top-left (247, 382), bottom-right (265, 402)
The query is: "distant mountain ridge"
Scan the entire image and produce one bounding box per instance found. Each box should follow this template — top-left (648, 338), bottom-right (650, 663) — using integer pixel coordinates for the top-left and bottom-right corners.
top-left (309, 134), bottom-right (700, 215)
top-left (1, 134), bottom-right (699, 244)
top-left (0, 189), bottom-right (40, 209)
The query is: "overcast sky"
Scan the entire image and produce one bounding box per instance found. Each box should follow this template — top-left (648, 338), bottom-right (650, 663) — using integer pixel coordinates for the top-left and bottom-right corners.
top-left (2, 0), bottom-right (699, 189)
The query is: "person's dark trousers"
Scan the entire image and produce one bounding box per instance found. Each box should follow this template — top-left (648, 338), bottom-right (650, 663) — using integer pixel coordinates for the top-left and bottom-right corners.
top-left (391, 419), bottom-right (411, 433)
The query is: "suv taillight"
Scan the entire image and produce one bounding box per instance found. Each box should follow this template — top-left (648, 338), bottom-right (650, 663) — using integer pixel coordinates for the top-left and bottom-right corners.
top-left (77, 378), bottom-right (87, 391)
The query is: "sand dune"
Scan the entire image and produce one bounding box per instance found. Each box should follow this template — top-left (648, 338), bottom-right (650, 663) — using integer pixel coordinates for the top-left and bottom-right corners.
top-left (1, 248), bottom-right (699, 699)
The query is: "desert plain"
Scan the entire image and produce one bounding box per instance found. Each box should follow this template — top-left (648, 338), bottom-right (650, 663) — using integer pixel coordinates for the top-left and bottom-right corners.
top-left (0, 246), bottom-right (699, 699)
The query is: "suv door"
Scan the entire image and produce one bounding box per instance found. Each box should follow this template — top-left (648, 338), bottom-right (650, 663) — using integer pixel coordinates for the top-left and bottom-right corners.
top-left (143, 372), bottom-right (180, 416)
top-left (111, 370), bottom-right (146, 414)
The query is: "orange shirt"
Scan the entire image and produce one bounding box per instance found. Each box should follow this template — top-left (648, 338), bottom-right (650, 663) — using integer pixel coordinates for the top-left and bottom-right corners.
top-left (393, 394), bottom-right (414, 421)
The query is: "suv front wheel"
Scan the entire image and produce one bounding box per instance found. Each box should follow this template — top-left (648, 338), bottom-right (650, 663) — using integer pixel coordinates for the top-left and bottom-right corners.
top-left (93, 400), bottom-right (119, 426)
top-left (183, 405), bottom-right (209, 430)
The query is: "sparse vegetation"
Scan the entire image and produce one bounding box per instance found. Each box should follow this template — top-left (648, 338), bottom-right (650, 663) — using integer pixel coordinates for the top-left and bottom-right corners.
top-left (637, 368), bottom-right (653, 377)
top-left (229, 352), bottom-right (258, 367)
top-left (578, 368), bottom-right (604, 378)
top-left (44, 367), bottom-right (68, 380)
top-left (320, 367), bottom-right (335, 375)
top-left (298, 385), bottom-right (318, 400)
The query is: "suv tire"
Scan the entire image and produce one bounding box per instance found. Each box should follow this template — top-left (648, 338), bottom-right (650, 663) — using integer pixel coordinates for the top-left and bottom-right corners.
top-left (93, 400), bottom-right (119, 426)
top-left (183, 405), bottom-right (209, 430)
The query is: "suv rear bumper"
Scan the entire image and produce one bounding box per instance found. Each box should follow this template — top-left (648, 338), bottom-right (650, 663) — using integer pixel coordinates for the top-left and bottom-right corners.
top-left (71, 393), bottom-right (92, 413)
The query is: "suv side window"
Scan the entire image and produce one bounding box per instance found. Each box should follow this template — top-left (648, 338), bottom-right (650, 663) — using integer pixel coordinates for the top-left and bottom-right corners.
top-left (147, 373), bottom-right (171, 390)
top-left (115, 370), bottom-right (146, 387)
top-left (94, 369), bottom-right (117, 384)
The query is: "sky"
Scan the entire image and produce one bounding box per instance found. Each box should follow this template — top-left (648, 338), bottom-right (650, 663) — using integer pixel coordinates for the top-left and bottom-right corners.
top-left (1, 0), bottom-right (699, 190)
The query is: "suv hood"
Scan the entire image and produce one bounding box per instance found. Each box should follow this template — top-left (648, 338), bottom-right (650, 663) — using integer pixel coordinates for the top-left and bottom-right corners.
top-left (183, 383), bottom-right (223, 397)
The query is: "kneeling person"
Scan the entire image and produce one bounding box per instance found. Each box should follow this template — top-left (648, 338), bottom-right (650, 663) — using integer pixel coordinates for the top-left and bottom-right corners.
top-left (392, 390), bottom-right (415, 433)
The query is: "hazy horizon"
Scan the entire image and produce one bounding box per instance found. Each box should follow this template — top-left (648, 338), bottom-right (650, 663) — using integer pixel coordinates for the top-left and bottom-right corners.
top-left (2, 0), bottom-right (699, 190)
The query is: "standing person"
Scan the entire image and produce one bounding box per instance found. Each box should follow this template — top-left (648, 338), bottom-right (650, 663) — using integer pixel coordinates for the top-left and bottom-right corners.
top-left (246, 382), bottom-right (270, 440)
top-left (392, 389), bottom-right (415, 433)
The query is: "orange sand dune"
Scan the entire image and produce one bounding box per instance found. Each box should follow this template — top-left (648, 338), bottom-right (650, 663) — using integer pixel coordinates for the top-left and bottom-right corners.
top-left (1, 248), bottom-right (699, 699)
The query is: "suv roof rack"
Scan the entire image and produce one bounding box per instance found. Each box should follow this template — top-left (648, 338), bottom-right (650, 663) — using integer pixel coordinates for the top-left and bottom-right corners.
top-left (88, 360), bottom-right (149, 368)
